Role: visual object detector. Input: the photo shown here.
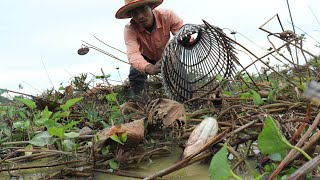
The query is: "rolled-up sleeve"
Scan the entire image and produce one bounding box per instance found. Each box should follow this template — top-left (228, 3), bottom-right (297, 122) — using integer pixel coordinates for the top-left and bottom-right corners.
top-left (124, 26), bottom-right (150, 73)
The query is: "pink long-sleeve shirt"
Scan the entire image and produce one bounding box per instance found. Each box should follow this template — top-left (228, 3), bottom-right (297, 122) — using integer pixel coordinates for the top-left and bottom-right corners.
top-left (124, 8), bottom-right (183, 73)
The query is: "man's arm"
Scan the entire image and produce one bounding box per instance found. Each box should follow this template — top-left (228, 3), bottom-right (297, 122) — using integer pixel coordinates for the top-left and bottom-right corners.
top-left (124, 26), bottom-right (150, 73)
top-left (168, 10), bottom-right (184, 35)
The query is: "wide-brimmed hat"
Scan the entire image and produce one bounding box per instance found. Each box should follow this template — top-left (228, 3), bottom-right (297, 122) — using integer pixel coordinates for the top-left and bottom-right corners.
top-left (115, 0), bottom-right (163, 19)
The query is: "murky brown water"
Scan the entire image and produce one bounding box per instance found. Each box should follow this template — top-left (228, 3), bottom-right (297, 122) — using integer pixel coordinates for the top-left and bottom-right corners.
top-left (96, 147), bottom-right (210, 180)
top-left (0, 147), bottom-right (261, 180)
top-left (0, 148), bottom-right (210, 180)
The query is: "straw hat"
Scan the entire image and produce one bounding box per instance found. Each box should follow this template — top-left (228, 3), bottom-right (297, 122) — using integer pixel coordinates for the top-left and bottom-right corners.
top-left (115, 0), bottom-right (163, 19)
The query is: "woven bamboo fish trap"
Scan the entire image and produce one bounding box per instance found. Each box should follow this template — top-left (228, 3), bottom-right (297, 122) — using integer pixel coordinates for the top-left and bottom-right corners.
top-left (161, 20), bottom-right (239, 104)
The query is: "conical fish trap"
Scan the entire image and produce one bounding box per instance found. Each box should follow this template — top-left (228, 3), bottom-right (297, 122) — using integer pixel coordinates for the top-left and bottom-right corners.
top-left (161, 21), bottom-right (239, 104)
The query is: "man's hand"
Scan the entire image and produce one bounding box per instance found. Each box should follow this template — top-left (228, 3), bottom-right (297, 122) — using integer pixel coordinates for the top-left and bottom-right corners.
top-left (145, 62), bottom-right (161, 75)
top-left (179, 35), bottom-right (196, 47)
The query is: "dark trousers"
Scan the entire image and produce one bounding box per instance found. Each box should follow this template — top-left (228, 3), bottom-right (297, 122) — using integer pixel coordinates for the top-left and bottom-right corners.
top-left (128, 55), bottom-right (157, 95)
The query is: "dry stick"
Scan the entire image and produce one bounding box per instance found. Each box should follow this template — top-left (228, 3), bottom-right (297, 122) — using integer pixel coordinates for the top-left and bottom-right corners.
top-left (93, 35), bottom-right (126, 54)
top-left (196, 97), bottom-right (253, 102)
top-left (0, 151), bottom-right (18, 165)
top-left (283, 118), bottom-right (309, 124)
top-left (289, 103), bottom-right (311, 143)
top-left (277, 131), bottom-right (320, 180)
top-left (0, 88), bottom-right (35, 98)
top-left (226, 145), bottom-right (242, 163)
top-left (269, 110), bottom-right (320, 179)
top-left (0, 160), bottom-right (86, 172)
top-left (16, 149), bottom-right (74, 156)
top-left (6, 152), bottom-right (57, 162)
top-left (144, 120), bottom-right (257, 180)
top-left (63, 167), bottom-right (93, 178)
top-left (1, 141), bottom-right (30, 146)
top-left (288, 102), bottom-right (307, 111)
top-left (94, 169), bottom-right (147, 179)
top-left (217, 143), bottom-right (243, 167)
top-left (65, 171), bottom-right (92, 178)
top-left (47, 171), bottom-right (62, 179)
top-left (286, 0), bottom-right (299, 67)
top-left (183, 150), bottom-right (214, 166)
top-left (267, 34), bottom-right (298, 70)
top-left (238, 38), bottom-right (298, 87)
top-left (136, 146), bottom-right (172, 168)
top-left (217, 105), bottom-right (242, 121)
top-left (261, 103), bottom-right (291, 109)
top-left (287, 153), bottom-right (320, 180)
top-left (82, 40), bottom-right (129, 64)
top-left (259, 17), bottom-right (316, 59)
top-left (299, 39), bottom-right (312, 78)
top-left (267, 108), bottom-right (288, 113)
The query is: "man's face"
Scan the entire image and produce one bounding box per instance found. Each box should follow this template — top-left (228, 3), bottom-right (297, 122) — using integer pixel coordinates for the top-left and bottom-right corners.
top-left (130, 5), bottom-right (154, 29)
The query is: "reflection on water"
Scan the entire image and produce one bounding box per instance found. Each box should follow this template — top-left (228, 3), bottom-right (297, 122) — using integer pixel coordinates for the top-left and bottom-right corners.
top-left (96, 147), bottom-right (210, 180)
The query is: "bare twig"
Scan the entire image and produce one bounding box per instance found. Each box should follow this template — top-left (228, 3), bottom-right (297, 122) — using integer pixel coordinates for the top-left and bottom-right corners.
top-left (93, 35), bottom-right (126, 54)
top-left (269, 110), bottom-right (320, 179)
top-left (0, 160), bottom-right (89, 172)
top-left (94, 169), bottom-right (147, 179)
top-left (287, 154), bottom-right (320, 180)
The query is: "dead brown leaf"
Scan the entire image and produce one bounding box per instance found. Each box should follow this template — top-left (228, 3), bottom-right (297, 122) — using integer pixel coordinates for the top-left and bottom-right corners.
top-left (146, 98), bottom-right (186, 127)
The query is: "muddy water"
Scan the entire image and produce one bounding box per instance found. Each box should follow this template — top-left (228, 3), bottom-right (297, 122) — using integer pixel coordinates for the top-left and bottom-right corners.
top-left (96, 147), bottom-right (210, 180)
top-left (0, 148), bottom-right (260, 180)
top-left (0, 157), bottom-right (63, 180)
top-left (0, 148), bottom-right (210, 180)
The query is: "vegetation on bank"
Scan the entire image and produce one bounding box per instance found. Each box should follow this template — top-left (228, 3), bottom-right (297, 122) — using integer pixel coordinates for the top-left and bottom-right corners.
top-left (0, 54), bottom-right (320, 179)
